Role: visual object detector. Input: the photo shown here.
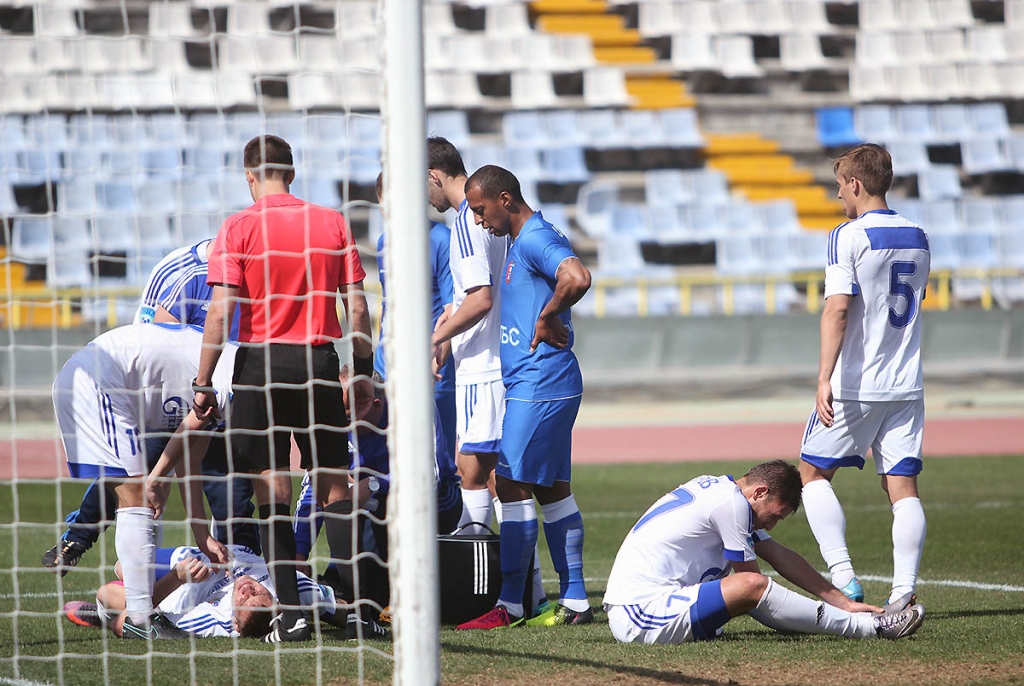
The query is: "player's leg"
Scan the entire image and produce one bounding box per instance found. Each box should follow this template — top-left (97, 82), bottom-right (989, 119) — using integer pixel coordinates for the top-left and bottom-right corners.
top-left (455, 382), bottom-right (499, 531)
top-left (799, 401), bottom-right (880, 601)
top-left (44, 479), bottom-right (116, 573)
top-left (200, 435), bottom-right (261, 554)
top-left (607, 580), bottom-right (735, 644)
top-left (744, 574), bottom-right (879, 638)
top-left (874, 399), bottom-right (926, 606)
top-left (112, 478), bottom-right (158, 627)
top-left (233, 344), bottom-right (308, 641)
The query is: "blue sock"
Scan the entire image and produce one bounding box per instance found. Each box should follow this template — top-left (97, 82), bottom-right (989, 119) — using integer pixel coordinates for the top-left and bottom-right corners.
top-left (64, 480), bottom-right (116, 548)
top-left (497, 500), bottom-right (537, 614)
top-left (542, 496), bottom-right (587, 604)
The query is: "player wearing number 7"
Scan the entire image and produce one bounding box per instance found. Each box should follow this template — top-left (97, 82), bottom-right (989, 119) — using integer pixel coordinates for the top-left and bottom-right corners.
top-left (799, 144), bottom-right (931, 608)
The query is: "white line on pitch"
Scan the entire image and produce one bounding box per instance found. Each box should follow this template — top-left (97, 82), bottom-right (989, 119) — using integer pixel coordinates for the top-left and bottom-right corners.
top-left (580, 575), bottom-right (1024, 593)
top-left (0, 679), bottom-right (57, 686)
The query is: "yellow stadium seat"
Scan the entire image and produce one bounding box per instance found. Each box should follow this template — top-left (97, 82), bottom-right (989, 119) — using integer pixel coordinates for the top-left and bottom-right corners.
top-left (530, 0), bottom-right (609, 14)
top-left (624, 77), bottom-right (696, 108)
top-left (594, 46), bottom-right (658, 64)
top-left (703, 133), bottom-right (780, 156)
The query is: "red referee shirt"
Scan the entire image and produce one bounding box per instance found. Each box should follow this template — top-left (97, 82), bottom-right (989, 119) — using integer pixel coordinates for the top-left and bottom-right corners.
top-left (207, 193), bottom-right (366, 345)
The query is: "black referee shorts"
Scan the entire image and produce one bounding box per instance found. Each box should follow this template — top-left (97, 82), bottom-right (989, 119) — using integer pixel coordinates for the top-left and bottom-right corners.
top-left (229, 343), bottom-right (349, 474)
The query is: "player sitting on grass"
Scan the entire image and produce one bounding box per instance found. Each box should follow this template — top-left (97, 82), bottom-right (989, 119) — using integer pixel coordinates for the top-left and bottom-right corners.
top-left (603, 460), bottom-right (924, 644)
top-left (63, 545), bottom-right (344, 639)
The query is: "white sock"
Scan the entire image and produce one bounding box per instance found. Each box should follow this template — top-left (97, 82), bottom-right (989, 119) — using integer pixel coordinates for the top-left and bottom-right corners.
top-left (802, 479), bottom-right (855, 587)
top-left (890, 496), bottom-right (926, 603)
top-left (750, 578), bottom-right (875, 639)
top-left (115, 507), bottom-right (155, 624)
top-left (458, 488), bottom-right (494, 532)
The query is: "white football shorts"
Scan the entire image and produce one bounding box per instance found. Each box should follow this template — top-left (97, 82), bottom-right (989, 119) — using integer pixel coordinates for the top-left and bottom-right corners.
top-left (605, 579), bottom-right (731, 645)
top-left (455, 379), bottom-right (504, 455)
top-left (800, 398), bottom-right (924, 476)
top-left (53, 351), bottom-right (146, 478)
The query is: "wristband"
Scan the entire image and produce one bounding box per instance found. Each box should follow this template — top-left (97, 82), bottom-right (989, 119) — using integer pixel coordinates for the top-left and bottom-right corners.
top-left (353, 354), bottom-right (374, 378)
top-left (192, 377), bottom-right (215, 395)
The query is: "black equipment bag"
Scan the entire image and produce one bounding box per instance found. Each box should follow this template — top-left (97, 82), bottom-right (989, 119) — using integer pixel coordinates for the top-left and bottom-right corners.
top-left (438, 523), bottom-right (502, 625)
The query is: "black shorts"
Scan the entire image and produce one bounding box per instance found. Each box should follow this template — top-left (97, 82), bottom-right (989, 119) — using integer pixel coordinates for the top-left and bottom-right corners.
top-left (229, 343), bottom-right (349, 474)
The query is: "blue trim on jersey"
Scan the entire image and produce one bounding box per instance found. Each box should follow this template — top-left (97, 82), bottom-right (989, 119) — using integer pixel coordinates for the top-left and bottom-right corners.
top-left (691, 580), bottom-right (730, 641)
top-left (722, 548), bottom-right (747, 563)
top-left (455, 201), bottom-right (475, 258)
top-left (142, 252), bottom-right (195, 305)
top-left (850, 283), bottom-right (860, 296)
top-left (886, 457), bottom-right (923, 476)
top-left (624, 603), bottom-right (677, 631)
top-left (865, 226), bottom-right (930, 251)
top-left (177, 614), bottom-right (234, 634)
top-left (67, 463), bottom-right (130, 479)
top-left (459, 439), bottom-right (500, 454)
top-left (800, 453), bottom-right (866, 470)
top-left (827, 221), bottom-right (851, 266)
top-left (863, 209), bottom-right (898, 216)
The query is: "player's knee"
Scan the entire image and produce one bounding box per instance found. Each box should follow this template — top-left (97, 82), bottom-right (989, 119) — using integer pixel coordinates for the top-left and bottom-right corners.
top-left (733, 572), bottom-right (769, 602)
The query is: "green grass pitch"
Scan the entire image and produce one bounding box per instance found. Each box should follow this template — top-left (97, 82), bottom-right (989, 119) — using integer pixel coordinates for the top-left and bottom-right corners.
top-left (2, 455), bottom-right (1023, 685)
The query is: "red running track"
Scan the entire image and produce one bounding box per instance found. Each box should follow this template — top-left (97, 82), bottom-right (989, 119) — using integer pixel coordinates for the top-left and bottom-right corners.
top-left (3, 415), bottom-right (1021, 480)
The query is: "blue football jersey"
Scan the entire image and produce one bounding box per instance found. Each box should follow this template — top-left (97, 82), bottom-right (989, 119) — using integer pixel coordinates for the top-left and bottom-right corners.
top-left (375, 223), bottom-right (455, 391)
top-left (499, 211), bottom-right (583, 400)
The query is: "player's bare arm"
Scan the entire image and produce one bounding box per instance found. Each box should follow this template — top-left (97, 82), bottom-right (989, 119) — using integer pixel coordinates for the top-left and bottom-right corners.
top-left (153, 306), bottom-right (179, 324)
top-left (754, 537), bottom-right (881, 613)
top-left (431, 285), bottom-right (492, 359)
top-left (816, 294), bottom-right (850, 427)
top-left (532, 257), bottom-right (592, 352)
top-left (194, 284), bottom-right (236, 420)
top-left (340, 280), bottom-right (373, 360)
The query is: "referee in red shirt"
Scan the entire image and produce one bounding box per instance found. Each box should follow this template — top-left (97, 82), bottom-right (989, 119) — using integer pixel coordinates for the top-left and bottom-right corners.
top-left (192, 135), bottom-right (372, 642)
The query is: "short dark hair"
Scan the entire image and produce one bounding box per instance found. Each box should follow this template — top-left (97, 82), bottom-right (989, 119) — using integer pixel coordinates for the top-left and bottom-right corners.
top-left (465, 165), bottom-right (525, 204)
top-left (235, 604), bottom-right (274, 638)
top-left (427, 137), bottom-right (467, 178)
top-left (243, 135), bottom-right (294, 182)
top-left (742, 460), bottom-right (802, 514)
top-left (375, 171), bottom-right (383, 202)
top-left (833, 143), bottom-right (893, 197)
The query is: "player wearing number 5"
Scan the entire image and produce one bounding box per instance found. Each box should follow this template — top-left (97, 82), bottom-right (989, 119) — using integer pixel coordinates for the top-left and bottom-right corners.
top-left (457, 166), bottom-right (594, 630)
top-left (799, 144), bottom-right (931, 609)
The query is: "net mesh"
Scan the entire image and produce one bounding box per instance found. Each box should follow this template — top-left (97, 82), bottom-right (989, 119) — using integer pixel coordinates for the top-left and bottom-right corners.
top-left (0, 0), bottom-right (422, 682)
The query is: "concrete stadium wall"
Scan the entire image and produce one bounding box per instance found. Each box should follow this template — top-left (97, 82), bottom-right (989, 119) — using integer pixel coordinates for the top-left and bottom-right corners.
top-left (2, 309), bottom-right (1022, 409)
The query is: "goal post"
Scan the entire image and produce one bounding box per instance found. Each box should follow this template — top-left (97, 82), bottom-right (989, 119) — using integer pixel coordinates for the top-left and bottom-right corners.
top-left (379, 0), bottom-right (441, 683)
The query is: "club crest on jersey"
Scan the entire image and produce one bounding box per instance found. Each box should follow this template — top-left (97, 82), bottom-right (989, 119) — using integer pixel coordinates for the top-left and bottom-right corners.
top-left (505, 260), bottom-right (515, 284)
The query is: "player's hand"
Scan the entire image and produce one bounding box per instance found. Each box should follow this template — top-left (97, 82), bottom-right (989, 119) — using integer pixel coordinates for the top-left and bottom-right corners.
top-left (174, 556), bottom-right (213, 584)
top-left (531, 314), bottom-right (569, 352)
top-left (845, 600), bottom-right (884, 614)
top-left (815, 380), bottom-right (835, 427)
top-left (144, 475), bottom-right (171, 520)
top-left (198, 536), bottom-right (230, 565)
top-left (431, 341), bottom-right (450, 380)
top-left (192, 390), bottom-right (221, 424)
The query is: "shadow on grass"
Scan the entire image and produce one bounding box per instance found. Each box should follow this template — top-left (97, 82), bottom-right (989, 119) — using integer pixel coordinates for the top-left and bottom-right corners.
top-left (440, 641), bottom-right (733, 685)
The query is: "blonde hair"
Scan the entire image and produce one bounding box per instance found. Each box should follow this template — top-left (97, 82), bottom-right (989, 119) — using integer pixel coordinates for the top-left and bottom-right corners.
top-left (833, 143), bottom-right (893, 197)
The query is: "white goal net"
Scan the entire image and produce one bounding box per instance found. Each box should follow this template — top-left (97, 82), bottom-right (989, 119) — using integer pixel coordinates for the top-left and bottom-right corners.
top-left (0, 0), bottom-right (437, 683)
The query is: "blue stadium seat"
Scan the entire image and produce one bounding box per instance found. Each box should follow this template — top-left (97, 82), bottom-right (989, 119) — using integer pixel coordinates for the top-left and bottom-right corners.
top-left (11, 216), bottom-right (55, 262)
top-left (854, 105), bottom-right (895, 143)
top-left (644, 170), bottom-right (695, 208)
top-left (816, 107), bottom-right (862, 148)
top-left (917, 165), bottom-right (962, 201)
top-left (659, 108), bottom-right (704, 148)
top-left (542, 147), bottom-right (590, 184)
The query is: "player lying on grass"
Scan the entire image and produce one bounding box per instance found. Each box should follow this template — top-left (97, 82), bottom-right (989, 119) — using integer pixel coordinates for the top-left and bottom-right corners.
top-left (63, 545), bottom-right (344, 639)
top-left (602, 460), bottom-right (925, 644)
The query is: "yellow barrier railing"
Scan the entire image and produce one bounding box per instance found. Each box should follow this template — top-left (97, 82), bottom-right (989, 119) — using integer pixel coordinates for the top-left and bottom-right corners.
top-left (588, 268), bottom-right (1020, 318)
top-left (0, 269), bottom-right (1019, 328)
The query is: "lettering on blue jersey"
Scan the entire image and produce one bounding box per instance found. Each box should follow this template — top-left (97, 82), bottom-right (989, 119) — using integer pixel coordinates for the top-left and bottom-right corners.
top-left (700, 567), bottom-right (727, 583)
top-left (500, 325), bottom-right (522, 347)
top-left (162, 396), bottom-right (186, 430)
top-left (505, 260), bottom-right (515, 284)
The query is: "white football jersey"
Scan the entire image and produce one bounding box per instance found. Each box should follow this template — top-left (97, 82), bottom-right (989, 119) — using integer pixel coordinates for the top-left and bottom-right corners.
top-left (448, 200), bottom-right (508, 385)
top-left (160, 545), bottom-right (336, 637)
top-left (79, 323), bottom-right (235, 435)
top-left (825, 210), bottom-right (931, 401)
top-left (603, 474), bottom-right (769, 607)
top-left (135, 239), bottom-right (213, 324)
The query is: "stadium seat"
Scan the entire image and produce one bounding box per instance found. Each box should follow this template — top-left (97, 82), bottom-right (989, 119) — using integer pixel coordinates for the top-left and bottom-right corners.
top-left (506, 147), bottom-right (544, 182)
top-left (619, 110), bottom-right (665, 148)
top-left (681, 203), bottom-right (725, 240)
top-left (427, 111), bottom-right (470, 148)
top-left (11, 216), bottom-right (56, 263)
top-left (576, 181), bottom-right (620, 237)
top-left (34, 4), bottom-right (81, 38)
top-left (931, 0), bottom-right (975, 28)
top-left (542, 147), bottom-right (591, 183)
top-left (644, 170), bottom-right (694, 208)
top-left (888, 140), bottom-right (931, 176)
top-left (545, 110), bottom-right (589, 147)
top-left (816, 107), bottom-right (862, 148)
top-left (926, 27), bottom-right (968, 62)
top-left (639, 2), bottom-right (682, 37)
top-left (298, 35), bottom-right (341, 71)
top-left (336, 1), bottom-right (377, 40)
top-left (503, 111), bottom-right (549, 148)
top-left (721, 201), bottom-right (764, 235)
top-left (780, 33), bottom-right (828, 71)
top-left (0, 179), bottom-right (18, 215)
top-left (956, 233), bottom-right (997, 268)
top-left (887, 65), bottom-right (929, 102)
top-left (922, 198), bottom-right (961, 233)
top-left (889, 197), bottom-right (924, 225)
top-left (958, 63), bottom-right (1002, 99)
top-left (425, 72), bottom-right (483, 109)
top-left (859, 0), bottom-right (902, 30)
top-left (758, 199), bottom-right (802, 234)
top-left (48, 250), bottom-right (93, 289)
top-left (583, 67), bottom-right (631, 108)
top-left (960, 197), bottom-right (1002, 234)
top-left (960, 137), bottom-right (1013, 175)
top-left (485, 4), bottom-right (532, 35)
top-left (714, 0), bottom-right (758, 33)
top-left (968, 103), bottom-right (1010, 138)
top-left (856, 32), bottom-right (899, 66)
top-left (716, 235), bottom-right (763, 275)
top-left (659, 108), bottom-right (704, 148)
top-left (931, 103), bottom-right (971, 144)
top-left (670, 33), bottom-right (719, 72)
top-left (1007, 135), bottom-right (1024, 172)
top-left (94, 214), bottom-right (135, 253)
top-left (148, 1), bottom-right (205, 39)
top-left (966, 25), bottom-right (1008, 62)
top-left (58, 180), bottom-right (100, 215)
top-left (511, 71), bottom-right (559, 109)
top-left (226, 3), bottom-right (273, 37)
top-left (610, 204), bottom-right (651, 238)
top-left (716, 36), bottom-right (764, 78)
top-left (850, 65), bottom-right (891, 102)
top-left (927, 232), bottom-right (959, 269)
top-left (424, 4), bottom-right (459, 36)
top-left (174, 212), bottom-right (222, 246)
top-left (692, 169), bottom-right (730, 205)
top-left (677, 0), bottom-right (720, 34)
